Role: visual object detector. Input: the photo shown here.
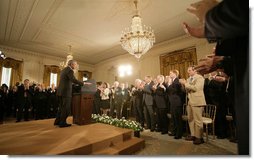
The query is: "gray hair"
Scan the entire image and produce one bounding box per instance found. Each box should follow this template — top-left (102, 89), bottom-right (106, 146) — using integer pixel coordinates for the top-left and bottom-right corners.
top-left (67, 60), bottom-right (77, 66)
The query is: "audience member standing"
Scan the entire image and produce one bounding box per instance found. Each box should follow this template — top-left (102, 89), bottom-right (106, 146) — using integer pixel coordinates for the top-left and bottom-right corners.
top-left (143, 76), bottom-right (155, 131)
top-left (0, 86), bottom-right (5, 124)
top-left (113, 81), bottom-right (123, 119)
top-left (204, 72), bottom-right (227, 139)
top-left (153, 75), bottom-right (168, 134)
top-left (16, 79), bottom-right (32, 122)
top-left (9, 86), bottom-right (18, 117)
top-left (132, 79), bottom-right (144, 127)
top-left (120, 83), bottom-right (130, 118)
top-left (180, 66), bottom-right (206, 145)
top-left (34, 84), bottom-right (47, 120)
top-left (93, 82), bottom-right (102, 115)
top-left (168, 70), bottom-right (184, 139)
top-left (100, 82), bottom-right (110, 115)
top-left (47, 84), bottom-right (58, 118)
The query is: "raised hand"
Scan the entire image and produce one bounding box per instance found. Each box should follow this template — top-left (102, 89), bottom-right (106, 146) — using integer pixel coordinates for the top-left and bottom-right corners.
top-left (182, 22), bottom-right (205, 38)
top-left (187, 0), bottom-right (219, 23)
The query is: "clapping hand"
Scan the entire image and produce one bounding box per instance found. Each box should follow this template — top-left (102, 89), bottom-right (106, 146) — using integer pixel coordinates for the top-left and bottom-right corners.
top-left (194, 54), bottom-right (224, 75)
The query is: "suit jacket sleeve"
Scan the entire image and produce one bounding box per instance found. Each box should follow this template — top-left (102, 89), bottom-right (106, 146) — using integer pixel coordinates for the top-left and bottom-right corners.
top-left (67, 69), bottom-right (84, 86)
top-left (205, 0), bottom-right (248, 41)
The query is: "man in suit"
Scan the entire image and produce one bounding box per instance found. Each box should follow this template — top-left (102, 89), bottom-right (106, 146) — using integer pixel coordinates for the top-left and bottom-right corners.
top-left (204, 72), bottom-right (228, 139)
top-left (167, 70), bottom-right (184, 139)
top-left (180, 66), bottom-right (206, 145)
top-left (54, 60), bottom-right (90, 128)
top-left (143, 76), bottom-right (155, 131)
top-left (183, 0), bottom-right (248, 154)
top-left (132, 79), bottom-right (144, 127)
top-left (112, 81), bottom-right (123, 119)
top-left (16, 79), bottom-right (32, 122)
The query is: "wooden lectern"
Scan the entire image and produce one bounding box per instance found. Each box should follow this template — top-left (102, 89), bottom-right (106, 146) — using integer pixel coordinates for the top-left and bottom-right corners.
top-left (72, 93), bottom-right (94, 125)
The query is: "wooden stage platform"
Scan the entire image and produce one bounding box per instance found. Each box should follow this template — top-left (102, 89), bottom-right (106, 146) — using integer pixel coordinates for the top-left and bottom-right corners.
top-left (0, 117), bottom-right (145, 155)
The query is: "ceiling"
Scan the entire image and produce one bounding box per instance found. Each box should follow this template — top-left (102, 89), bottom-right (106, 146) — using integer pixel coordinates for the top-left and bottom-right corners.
top-left (0, 0), bottom-right (199, 64)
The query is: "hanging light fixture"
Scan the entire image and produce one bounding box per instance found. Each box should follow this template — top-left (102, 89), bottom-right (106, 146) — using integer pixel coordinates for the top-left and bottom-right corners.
top-left (60, 45), bottom-right (73, 70)
top-left (120, 0), bottom-right (155, 59)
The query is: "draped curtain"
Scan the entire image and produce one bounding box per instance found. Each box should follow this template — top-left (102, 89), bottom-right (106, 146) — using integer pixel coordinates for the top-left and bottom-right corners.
top-left (43, 65), bottom-right (61, 87)
top-left (160, 47), bottom-right (197, 79)
top-left (0, 58), bottom-right (23, 87)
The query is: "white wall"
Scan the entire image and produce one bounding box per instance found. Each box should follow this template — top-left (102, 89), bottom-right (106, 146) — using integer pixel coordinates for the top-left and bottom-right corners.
top-left (93, 35), bottom-right (215, 85)
top-left (0, 45), bottom-right (94, 84)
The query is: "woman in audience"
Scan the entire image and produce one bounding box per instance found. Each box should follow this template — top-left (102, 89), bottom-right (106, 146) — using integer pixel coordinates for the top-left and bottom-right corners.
top-left (100, 82), bottom-right (110, 115)
top-left (153, 75), bottom-right (168, 134)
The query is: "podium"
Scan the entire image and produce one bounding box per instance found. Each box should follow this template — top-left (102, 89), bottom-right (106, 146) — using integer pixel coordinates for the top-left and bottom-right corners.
top-left (72, 93), bottom-right (94, 125)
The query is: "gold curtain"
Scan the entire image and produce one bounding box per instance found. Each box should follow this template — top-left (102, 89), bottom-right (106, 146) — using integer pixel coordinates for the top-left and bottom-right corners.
top-left (43, 65), bottom-right (61, 87)
top-left (160, 47), bottom-right (197, 79)
top-left (78, 70), bottom-right (92, 81)
top-left (0, 58), bottom-right (23, 87)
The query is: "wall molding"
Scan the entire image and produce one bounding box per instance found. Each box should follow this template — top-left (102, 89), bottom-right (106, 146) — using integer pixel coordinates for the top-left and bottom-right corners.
top-left (0, 44), bottom-right (94, 69)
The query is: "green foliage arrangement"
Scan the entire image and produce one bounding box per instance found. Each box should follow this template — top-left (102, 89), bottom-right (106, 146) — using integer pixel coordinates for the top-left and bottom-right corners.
top-left (91, 114), bottom-right (144, 132)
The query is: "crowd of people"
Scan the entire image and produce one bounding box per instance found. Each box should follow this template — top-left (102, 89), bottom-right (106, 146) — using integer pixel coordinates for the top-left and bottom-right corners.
top-left (0, 80), bottom-right (58, 123)
top-left (91, 67), bottom-right (235, 146)
top-left (0, 63), bottom-right (243, 151)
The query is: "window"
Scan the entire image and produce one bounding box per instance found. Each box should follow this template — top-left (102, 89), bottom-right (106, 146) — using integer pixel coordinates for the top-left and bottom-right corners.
top-left (50, 73), bottom-right (57, 87)
top-left (1, 67), bottom-right (12, 87)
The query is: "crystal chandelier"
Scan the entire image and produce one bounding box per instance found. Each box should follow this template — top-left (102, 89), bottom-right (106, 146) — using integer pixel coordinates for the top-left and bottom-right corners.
top-left (60, 45), bottom-right (73, 70)
top-left (120, 0), bottom-right (155, 59)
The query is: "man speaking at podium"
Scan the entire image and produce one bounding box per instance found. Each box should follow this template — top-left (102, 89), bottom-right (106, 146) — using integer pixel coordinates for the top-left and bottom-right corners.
top-left (54, 60), bottom-right (91, 128)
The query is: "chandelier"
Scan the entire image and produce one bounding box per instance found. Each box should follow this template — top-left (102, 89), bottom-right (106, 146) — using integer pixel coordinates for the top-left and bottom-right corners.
top-left (120, 0), bottom-right (155, 59)
top-left (60, 45), bottom-right (73, 70)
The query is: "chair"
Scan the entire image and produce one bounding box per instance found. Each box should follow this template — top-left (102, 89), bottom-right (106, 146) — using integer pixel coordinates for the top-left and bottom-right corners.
top-left (226, 108), bottom-right (235, 138)
top-left (182, 104), bottom-right (189, 134)
top-left (202, 104), bottom-right (216, 142)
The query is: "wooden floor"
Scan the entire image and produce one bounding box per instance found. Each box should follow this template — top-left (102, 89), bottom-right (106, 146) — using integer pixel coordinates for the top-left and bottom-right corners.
top-left (0, 117), bottom-right (144, 155)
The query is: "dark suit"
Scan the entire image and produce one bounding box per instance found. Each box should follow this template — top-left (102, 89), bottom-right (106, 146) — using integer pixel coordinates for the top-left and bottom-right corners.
top-left (205, 0), bottom-right (248, 154)
top-left (167, 78), bottom-right (184, 138)
top-left (114, 87), bottom-right (123, 119)
top-left (154, 84), bottom-right (168, 133)
top-left (0, 89), bottom-right (5, 123)
top-left (54, 66), bottom-right (83, 126)
top-left (204, 78), bottom-right (227, 138)
top-left (132, 88), bottom-right (144, 127)
top-left (16, 85), bottom-right (32, 122)
top-left (143, 82), bottom-right (155, 130)
top-left (93, 89), bottom-right (101, 115)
